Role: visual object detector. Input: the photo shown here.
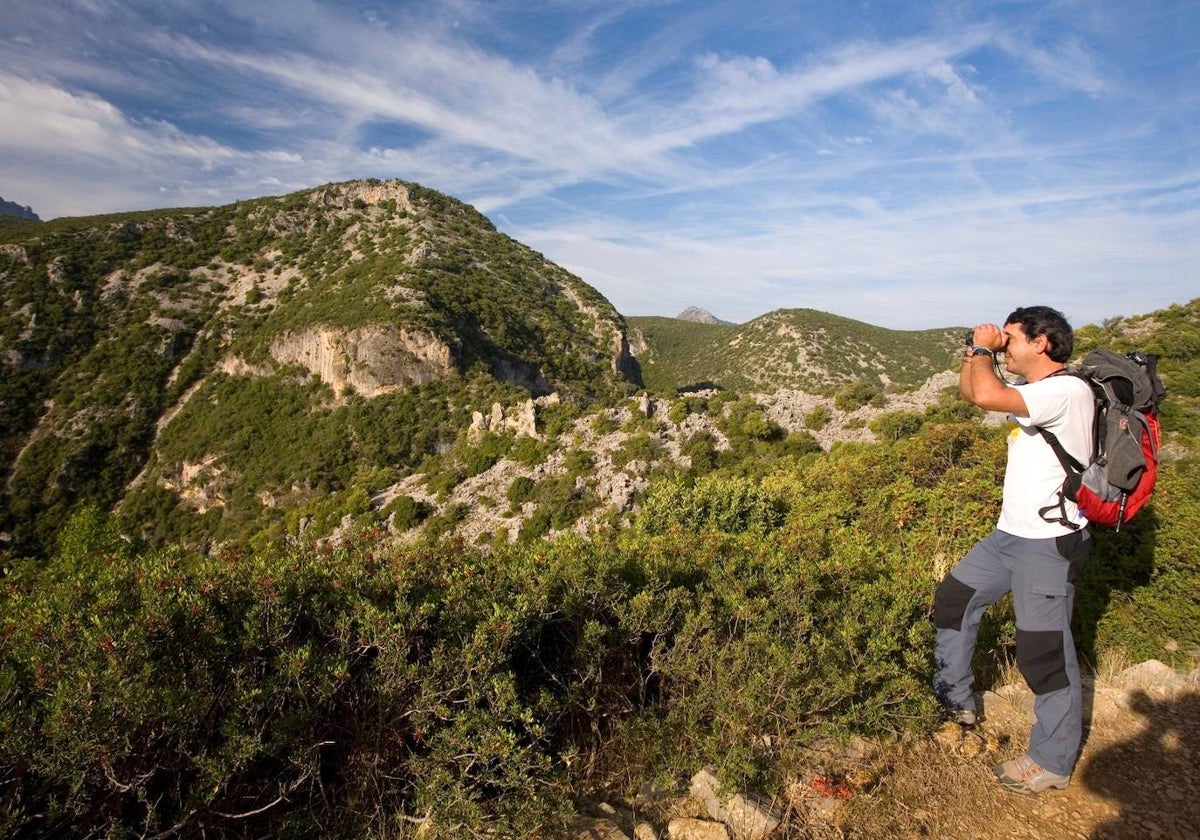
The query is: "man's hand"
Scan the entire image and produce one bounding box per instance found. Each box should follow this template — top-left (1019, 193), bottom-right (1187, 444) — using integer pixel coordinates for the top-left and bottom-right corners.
top-left (970, 323), bottom-right (1007, 352)
top-left (960, 321), bottom-right (1028, 415)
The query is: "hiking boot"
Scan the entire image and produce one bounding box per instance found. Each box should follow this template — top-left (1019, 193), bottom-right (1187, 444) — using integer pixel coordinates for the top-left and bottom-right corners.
top-left (992, 754), bottom-right (1070, 794)
top-left (950, 708), bottom-right (977, 727)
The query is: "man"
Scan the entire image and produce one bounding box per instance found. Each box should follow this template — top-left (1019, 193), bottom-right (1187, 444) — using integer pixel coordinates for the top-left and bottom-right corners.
top-left (932, 306), bottom-right (1095, 795)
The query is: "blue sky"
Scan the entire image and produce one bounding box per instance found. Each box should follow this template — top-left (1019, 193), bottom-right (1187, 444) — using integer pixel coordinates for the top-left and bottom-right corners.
top-left (1, 1), bottom-right (1196, 328)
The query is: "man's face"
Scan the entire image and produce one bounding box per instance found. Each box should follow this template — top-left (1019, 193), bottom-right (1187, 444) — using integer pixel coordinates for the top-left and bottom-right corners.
top-left (1001, 322), bottom-right (1042, 376)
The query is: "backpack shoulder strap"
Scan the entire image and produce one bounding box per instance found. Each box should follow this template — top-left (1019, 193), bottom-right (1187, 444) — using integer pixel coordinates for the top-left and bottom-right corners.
top-left (1032, 369), bottom-right (1091, 531)
top-left (1032, 368), bottom-right (1090, 475)
top-left (1036, 426), bottom-right (1085, 474)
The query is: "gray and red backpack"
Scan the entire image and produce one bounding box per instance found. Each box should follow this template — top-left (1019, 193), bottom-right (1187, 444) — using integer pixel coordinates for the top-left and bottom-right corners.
top-left (1037, 350), bottom-right (1167, 531)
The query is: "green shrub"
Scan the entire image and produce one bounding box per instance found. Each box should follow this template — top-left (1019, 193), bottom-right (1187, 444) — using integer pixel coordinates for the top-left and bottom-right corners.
top-left (804, 404), bottom-right (832, 431)
top-left (621, 410), bottom-right (662, 436)
top-left (422, 502), bottom-right (470, 540)
top-left (834, 381), bottom-right (884, 412)
top-left (462, 431), bottom-right (513, 477)
top-left (422, 456), bottom-right (467, 499)
top-left (590, 413), bottom-right (620, 435)
top-left (635, 474), bottom-right (786, 535)
top-left (507, 476), bottom-right (536, 508)
top-left (614, 432), bottom-right (664, 468)
top-left (667, 399), bottom-right (691, 424)
top-left (719, 397), bottom-right (781, 444)
top-left (777, 431), bottom-right (823, 458)
top-left (511, 435), bottom-right (551, 466)
top-left (1083, 455), bottom-right (1200, 667)
top-left (604, 526), bottom-right (939, 785)
top-left (536, 402), bottom-right (581, 438)
top-left (681, 432), bottom-right (719, 476)
top-left (518, 505), bottom-right (554, 541)
top-left (870, 410), bottom-right (926, 441)
top-left (382, 494), bottom-right (434, 530)
top-left (563, 448), bottom-right (595, 476)
top-left (2, 527), bottom-right (648, 837)
top-left (1, 420), bottom-right (1196, 838)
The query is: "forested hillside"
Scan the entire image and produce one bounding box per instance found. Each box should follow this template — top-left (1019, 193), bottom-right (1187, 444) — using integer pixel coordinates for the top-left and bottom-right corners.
top-left (0, 180), bottom-right (635, 557)
top-left (628, 309), bottom-right (963, 394)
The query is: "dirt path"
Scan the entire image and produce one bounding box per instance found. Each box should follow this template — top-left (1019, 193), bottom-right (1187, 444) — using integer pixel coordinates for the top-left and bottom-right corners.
top-left (838, 663), bottom-right (1200, 840)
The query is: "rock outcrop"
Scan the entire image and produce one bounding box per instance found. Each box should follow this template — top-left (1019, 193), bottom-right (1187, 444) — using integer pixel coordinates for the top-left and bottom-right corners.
top-left (268, 324), bottom-right (454, 397)
top-left (0, 197), bottom-right (40, 221)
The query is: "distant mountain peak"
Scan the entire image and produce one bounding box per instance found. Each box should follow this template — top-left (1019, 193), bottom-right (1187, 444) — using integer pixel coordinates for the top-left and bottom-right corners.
top-left (676, 306), bottom-right (732, 325)
top-left (0, 196), bottom-right (40, 222)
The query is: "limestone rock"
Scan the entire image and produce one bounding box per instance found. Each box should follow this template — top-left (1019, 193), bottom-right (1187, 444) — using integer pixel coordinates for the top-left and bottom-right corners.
top-left (268, 324), bottom-right (453, 397)
top-left (676, 307), bottom-right (731, 325)
top-left (634, 822), bottom-right (659, 840)
top-left (687, 769), bottom-right (780, 840)
top-left (666, 817), bottom-right (730, 840)
top-left (723, 793), bottom-right (781, 840)
top-left (1114, 660), bottom-right (1191, 696)
top-left (573, 816), bottom-right (634, 840)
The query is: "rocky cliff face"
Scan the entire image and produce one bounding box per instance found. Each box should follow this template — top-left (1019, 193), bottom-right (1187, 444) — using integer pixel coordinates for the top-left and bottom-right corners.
top-left (268, 325), bottom-right (454, 397)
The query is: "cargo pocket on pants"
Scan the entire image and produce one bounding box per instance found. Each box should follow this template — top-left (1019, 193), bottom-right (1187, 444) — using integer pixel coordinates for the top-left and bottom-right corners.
top-left (1016, 583), bottom-right (1069, 695)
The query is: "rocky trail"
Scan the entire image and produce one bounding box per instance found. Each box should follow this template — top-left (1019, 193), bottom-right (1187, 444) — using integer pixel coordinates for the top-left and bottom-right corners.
top-left (573, 661), bottom-right (1199, 840)
top-left (827, 660), bottom-right (1200, 840)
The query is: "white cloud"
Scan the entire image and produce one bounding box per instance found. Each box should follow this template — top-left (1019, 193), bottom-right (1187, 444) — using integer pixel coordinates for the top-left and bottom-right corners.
top-left (516, 191), bottom-right (1198, 328)
top-left (0, 72), bottom-right (309, 216)
top-left (1002, 34), bottom-right (1110, 98)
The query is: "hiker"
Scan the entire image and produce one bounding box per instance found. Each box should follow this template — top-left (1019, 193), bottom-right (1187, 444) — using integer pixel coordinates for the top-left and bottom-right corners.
top-left (932, 305), bottom-right (1095, 795)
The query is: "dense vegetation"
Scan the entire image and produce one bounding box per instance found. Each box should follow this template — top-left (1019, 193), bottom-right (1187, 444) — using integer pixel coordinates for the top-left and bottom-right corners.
top-left (3, 414), bottom-right (1196, 837)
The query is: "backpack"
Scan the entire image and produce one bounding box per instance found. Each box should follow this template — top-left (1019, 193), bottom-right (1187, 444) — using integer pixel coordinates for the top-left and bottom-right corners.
top-left (1037, 350), bottom-right (1166, 531)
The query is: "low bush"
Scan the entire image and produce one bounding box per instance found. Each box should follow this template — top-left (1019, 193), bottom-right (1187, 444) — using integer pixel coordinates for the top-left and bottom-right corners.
top-left (507, 475), bottom-right (537, 508)
top-left (614, 432), bottom-right (664, 468)
top-left (681, 431), bottom-right (719, 476)
top-left (381, 494), bottom-right (434, 531)
top-left (1, 520), bottom-right (648, 837)
top-left (804, 404), bottom-right (831, 431)
top-left (510, 434), bottom-right (551, 466)
top-left (3, 425), bottom-right (1195, 837)
top-left (636, 475), bottom-right (787, 535)
top-left (834, 381), bottom-right (884, 412)
top-left (0, 499), bottom-right (946, 837)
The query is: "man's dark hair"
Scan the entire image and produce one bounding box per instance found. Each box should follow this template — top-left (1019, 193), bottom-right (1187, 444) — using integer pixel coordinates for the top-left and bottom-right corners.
top-left (1004, 306), bottom-right (1074, 363)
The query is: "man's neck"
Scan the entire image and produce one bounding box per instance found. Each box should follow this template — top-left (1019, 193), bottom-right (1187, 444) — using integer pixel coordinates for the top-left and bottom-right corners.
top-left (1025, 361), bottom-right (1067, 383)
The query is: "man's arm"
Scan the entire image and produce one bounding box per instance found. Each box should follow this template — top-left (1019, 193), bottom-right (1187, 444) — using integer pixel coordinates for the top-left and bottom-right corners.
top-left (960, 322), bottom-right (1028, 415)
top-left (962, 353), bottom-right (1028, 415)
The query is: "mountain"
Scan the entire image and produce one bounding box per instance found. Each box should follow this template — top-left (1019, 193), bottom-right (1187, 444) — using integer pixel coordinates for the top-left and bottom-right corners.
top-left (628, 309), bottom-right (964, 394)
top-left (0, 197), bottom-right (40, 224)
top-left (676, 306), bottom-right (733, 325)
top-left (0, 179), bottom-right (636, 556)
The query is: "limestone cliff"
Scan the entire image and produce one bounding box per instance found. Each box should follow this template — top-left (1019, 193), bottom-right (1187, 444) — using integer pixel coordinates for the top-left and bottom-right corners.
top-left (268, 324), bottom-right (454, 397)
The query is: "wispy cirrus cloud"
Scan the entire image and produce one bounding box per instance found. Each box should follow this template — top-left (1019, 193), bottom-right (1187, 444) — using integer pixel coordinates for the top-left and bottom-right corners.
top-left (0, 0), bottom-right (1194, 327)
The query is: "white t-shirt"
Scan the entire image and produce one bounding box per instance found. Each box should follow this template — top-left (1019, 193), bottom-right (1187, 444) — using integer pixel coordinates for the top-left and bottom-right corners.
top-left (997, 373), bottom-right (1096, 538)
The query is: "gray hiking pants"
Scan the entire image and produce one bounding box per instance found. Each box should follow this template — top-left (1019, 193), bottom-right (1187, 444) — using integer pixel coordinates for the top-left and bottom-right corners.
top-left (932, 529), bottom-right (1091, 776)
